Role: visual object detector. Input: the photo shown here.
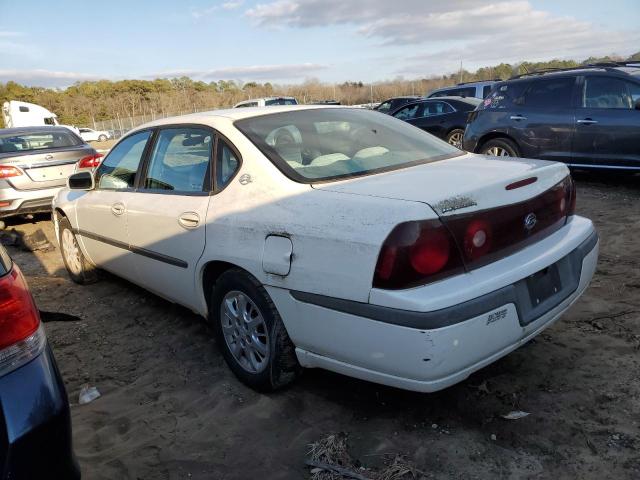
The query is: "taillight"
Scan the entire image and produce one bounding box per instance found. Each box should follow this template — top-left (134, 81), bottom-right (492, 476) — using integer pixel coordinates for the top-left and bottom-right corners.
top-left (373, 220), bottom-right (464, 289)
top-left (78, 153), bottom-right (103, 169)
top-left (0, 265), bottom-right (40, 350)
top-left (0, 264), bottom-right (45, 376)
top-left (0, 166), bottom-right (22, 179)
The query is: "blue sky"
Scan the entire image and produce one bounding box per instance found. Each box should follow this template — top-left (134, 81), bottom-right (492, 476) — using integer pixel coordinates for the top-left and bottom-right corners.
top-left (0, 0), bottom-right (638, 87)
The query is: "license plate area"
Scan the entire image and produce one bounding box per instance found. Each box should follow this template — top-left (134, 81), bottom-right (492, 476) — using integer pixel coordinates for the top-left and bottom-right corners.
top-left (25, 163), bottom-right (75, 182)
top-left (527, 264), bottom-right (562, 307)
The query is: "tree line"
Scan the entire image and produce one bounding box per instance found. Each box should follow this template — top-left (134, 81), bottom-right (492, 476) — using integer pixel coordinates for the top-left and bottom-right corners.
top-left (1, 52), bottom-right (638, 128)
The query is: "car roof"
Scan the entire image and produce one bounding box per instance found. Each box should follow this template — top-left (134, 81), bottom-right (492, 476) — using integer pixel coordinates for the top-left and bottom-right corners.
top-left (509, 64), bottom-right (640, 80)
top-left (0, 126), bottom-right (76, 135)
top-left (132, 105), bottom-right (346, 130)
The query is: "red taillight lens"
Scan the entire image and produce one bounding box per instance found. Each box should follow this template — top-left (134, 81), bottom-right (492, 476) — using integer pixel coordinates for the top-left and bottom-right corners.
top-left (77, 153), bottom-right (104, 169)
top-left (373, 220), bottom-right (464, 289)
top-left (0, 265), bottom-right (41, 350)
top-left (0, 166), bottom-right (22, 179)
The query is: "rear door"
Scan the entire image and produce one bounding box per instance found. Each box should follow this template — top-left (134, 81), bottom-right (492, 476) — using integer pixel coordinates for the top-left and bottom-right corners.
top-left (74, 130), bottom-right (152, 281)
top-left (510, 76), bottom-right (578, 163)
top-left (125, 126), bottom-right (217, 308)
top-left (571, 75), bottom-right (640, 169)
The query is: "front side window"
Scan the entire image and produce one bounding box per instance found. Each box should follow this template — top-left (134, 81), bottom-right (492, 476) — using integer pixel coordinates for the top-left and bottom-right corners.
top-left (0, 130), bottom-right (81, 153)
top-left (235, 108), bottom-right (460, 182)
top-left (376, 101), bottom-right (392, 113)
top-left (95, 130), bottom-right (151, 190)
top-left (523, 77), bottom-right (576, 108)
top-left (393, 103), bottom-right (422, 120)
top-left (143, 128), bottom-right (212, 193)
top-left (583, 77), bottom-right (639, 109)
top-left (216, 139), bottom-right (240, 188)
top-left (423, 101), bottom-right (454, 116)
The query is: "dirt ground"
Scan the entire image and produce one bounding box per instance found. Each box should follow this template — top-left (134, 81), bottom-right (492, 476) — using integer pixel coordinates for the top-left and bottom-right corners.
top-left (3, 171), bottom-right (639, 480)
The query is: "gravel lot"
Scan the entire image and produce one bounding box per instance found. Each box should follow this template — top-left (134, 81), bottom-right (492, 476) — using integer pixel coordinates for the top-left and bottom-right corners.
top-left (3, 172), bottom-right (639, 480)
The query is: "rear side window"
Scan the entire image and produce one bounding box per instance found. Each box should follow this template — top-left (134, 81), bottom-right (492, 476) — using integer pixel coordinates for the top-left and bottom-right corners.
top-left (482, 85), bottom-right (493, 98)
top-left (436, 87), bottom-right (475, 98)
top-left (95, 130), bottom-right (151, 190)
top-left (265, 98), bottom-right (297, 106)
top-left (0, 130), bottom-right (81, 153)
top-left (522, 77), bottom-right (576, 108)
top-left (216, 139), bottom-right (240, 188)
top-left (479, 81), bottom-right (529, 110)
top-left (143, 128), bottom-right (212, 193)
top-left (583, 77), bottom-right (640, 109)
top-left (423, 101), bottom-right (454, 116)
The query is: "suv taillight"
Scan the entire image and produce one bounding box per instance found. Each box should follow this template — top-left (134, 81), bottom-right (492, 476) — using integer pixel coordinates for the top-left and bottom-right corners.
top-left (373, 220), bottom-right (465, 289)
top-left (78, 153), bottom-right (103, 169)
top-left (0, 264), bottom-right (45, 375)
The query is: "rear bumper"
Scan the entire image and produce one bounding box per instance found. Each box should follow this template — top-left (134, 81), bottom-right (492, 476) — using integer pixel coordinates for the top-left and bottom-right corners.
top-left (0, 184), bottom-right (62, 219)
top-left (0, 345), bottom-right (80, 479)
top-left (268, 218), bottom-right (598, 392)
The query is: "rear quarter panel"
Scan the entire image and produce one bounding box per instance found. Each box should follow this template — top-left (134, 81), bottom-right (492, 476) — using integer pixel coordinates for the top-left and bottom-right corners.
top-left (196, 121), bottom-right (437, 309)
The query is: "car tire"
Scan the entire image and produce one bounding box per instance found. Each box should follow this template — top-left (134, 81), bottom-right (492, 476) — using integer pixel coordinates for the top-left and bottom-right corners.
top-left (98, 134), bottom-right (107, 142)
top-left (480, 137), bottom-right (520, 157)
top-left (210, 268), bottom-right (301, 392)
top-left (58, 217), bottom-right (99, 284)
top-left (446, 128), bottom-right (465, 149)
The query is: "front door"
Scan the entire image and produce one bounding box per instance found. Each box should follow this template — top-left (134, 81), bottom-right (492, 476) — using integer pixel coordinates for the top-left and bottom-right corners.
top-left (571, 75), bottom-right (640, 169)
top-left (74, 130), bottom-right (152, 282)
top-left (125, 126), bottom-right (214, 308)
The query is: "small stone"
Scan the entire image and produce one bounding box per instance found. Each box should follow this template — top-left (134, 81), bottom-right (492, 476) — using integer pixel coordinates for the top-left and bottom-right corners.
top-left (432, 423), bottom-right (438, 429)
top-left (490, 434), bottom-right (497, 441)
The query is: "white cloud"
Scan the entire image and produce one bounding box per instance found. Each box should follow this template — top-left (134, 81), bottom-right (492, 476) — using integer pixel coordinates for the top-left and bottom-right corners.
top-left (0, 63), bottom-right (329, 87)
top-left (246, 0), bottom-right (640, 76)
top-left (0, 69), bottom-right (102, 87)
top-left (222, 0), bottom-right (244, 10)
top-left (147, 62), bottom-right (328, 81)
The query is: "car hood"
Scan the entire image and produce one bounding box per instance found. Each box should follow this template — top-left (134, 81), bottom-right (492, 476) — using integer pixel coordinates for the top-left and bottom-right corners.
top-left (311, 153), bottom-right (570, 216)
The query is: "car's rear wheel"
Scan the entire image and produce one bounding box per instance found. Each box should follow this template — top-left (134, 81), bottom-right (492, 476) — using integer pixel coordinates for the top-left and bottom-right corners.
top-left (98, 134), bottom-right (107, 142)
top-left (210, 268), bottom-right (301, 392)
top-left (446, 129), bottom-right (465, 149)
top-left (480, 138), bottom-right (520, 157)
top-left (58, 217), bottom-right (99, 284)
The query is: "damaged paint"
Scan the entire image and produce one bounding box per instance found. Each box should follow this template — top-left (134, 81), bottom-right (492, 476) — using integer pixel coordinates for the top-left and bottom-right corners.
top-left (433, 196), bottom-right (478, 215)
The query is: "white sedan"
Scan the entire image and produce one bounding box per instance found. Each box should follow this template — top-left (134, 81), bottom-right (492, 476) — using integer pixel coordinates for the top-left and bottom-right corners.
top-left (78, 127), bottom-right (110, 143)
top-left (52, 106), bottom-right (598, 392)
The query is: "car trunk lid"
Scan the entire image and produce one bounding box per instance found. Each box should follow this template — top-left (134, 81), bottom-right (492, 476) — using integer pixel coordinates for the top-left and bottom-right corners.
top-left (0, 145), bottom-right (95, 190)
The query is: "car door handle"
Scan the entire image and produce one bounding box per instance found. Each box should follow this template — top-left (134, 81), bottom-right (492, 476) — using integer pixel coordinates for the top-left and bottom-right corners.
top-left (510, 115), bottom-right (527, 121)
top-left (577, 118), bottom-right (598, 125)
top-left (178, 212), bottom-right (200, 229)
top-left (111, 203), bottom-right (125, 216)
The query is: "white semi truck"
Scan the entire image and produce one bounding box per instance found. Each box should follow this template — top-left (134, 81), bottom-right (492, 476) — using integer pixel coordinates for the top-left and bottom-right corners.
top-left (1, 100), bottom-right (79, 133)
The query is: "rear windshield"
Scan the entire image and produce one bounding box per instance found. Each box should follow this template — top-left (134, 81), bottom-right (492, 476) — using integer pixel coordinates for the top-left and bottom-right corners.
top-left (0, 130), bottom-right (81, 153)
top-left (235, 108), bottom-right (461, 182)
top-left (265, 98), bottom-right (298, 106)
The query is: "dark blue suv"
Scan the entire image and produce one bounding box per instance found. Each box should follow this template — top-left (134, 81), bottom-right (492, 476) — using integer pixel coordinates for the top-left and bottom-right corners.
top-left (463, 63), bottom-right (640, 170)
top-left (0, 245), bottom-right (80, 479)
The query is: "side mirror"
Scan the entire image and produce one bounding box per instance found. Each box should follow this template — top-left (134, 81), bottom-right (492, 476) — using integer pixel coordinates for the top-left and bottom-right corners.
top-left (68, 171), bottom-right (94, 190)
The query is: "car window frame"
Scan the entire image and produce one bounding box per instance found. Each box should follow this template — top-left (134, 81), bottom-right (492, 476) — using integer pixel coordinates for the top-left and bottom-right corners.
top-left (134, 124), bottom-right (216, 197)
top-left (212, 132), bottom-right (243, 194)
top-left (93, 128), bottom-right (155, 192)
top-left (578, 74), bottom-right (640, 110)
top-left (519, 75), bottom-right (579, 109)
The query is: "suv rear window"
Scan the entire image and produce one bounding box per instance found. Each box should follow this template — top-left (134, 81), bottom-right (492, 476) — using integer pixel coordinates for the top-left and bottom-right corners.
top-left (0, 130), bottom-right (81, 153)
top-left (431, 87), bottom-right (475, 98)
top-left (479, 81), bottom-right (530, 110)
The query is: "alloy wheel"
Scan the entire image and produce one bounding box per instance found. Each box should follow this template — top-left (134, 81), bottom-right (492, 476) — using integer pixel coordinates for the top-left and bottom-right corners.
top-left (220, 290), bottom-right (270, 374)
top-left (447, 131), bottom-right (463, 149)
top-left (62, 229), bottom-right (82, 275)
top-left (486, 146), bottom-right (511, 157)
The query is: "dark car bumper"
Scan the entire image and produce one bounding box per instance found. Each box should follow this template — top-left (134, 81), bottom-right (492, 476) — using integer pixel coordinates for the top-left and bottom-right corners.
top-left (0, 345), bottom-right (80, 480)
